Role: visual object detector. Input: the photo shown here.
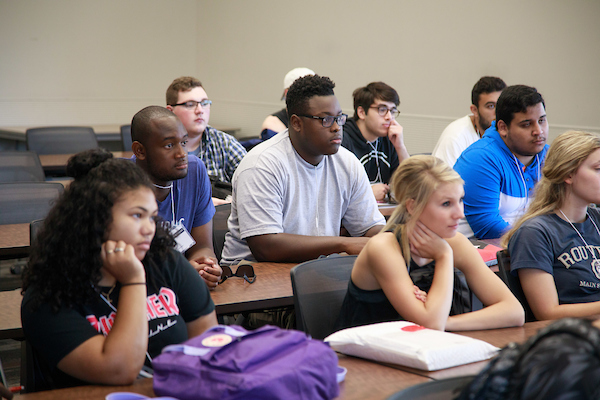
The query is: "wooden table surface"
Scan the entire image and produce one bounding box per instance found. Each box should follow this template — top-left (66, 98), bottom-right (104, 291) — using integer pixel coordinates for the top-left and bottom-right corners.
top-left (0, 262), bottom-right (297, 340)
top-left (0, 223), bottom-right (30, 259)
top-left (377, 202), bottom-right (397, 217)
top-left (38, 152), bottom-right (133, 175)
top-left (0, 289), bottom-right (22, 340)
top-left (210, 262), bottom-right (295, 314)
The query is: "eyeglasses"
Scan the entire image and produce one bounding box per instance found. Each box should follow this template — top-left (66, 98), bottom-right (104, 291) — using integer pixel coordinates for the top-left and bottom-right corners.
top-left (297, 114), bottom-right (348, 128)
top-left (171, 99), bottom-right (212, 110)
top-left (219, 264), bottom-right (256, 284)
top-left (370, 105), bottom-right (400, 118)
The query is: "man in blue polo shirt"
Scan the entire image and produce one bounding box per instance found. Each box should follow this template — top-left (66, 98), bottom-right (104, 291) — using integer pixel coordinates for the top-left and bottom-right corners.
top-left (131, 106), bottom-right (221, 287)
top-left (454, 85), bottom-right (549, 239)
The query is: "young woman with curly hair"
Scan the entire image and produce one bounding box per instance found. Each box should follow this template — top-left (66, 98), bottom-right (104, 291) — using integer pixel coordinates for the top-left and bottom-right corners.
top-left (21, 148), bottom-right (217, 391)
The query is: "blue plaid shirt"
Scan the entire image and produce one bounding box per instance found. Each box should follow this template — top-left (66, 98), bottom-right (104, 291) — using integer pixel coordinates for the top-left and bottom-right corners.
top-left (191, 125), bottom-right (247, 183)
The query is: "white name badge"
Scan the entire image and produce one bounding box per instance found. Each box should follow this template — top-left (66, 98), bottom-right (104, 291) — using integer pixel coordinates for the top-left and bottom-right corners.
top-left (169, 223), bottom-right (196, 253)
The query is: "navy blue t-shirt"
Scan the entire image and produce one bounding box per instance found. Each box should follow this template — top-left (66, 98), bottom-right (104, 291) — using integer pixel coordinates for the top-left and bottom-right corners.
top-left (509, 208), bottom-right (600, 304)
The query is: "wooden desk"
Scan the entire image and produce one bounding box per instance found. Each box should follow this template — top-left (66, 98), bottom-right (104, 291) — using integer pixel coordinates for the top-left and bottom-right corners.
top-left (0, 262), bottom-right (297, 340)
top-left (0, 223), bottom-right (29, 259)
top-left (210, 262), bottom-right (295, 315)
top-left (13, 354), bottom-right (431, 400)
top-left (337, 355), bottom-right (431, 399)
top-left (39, 152), bottom-right (133, 176)
top-left (13, 377), bottom-right (155, 399)
top-left (0, 289), bottom-right (22, 340)
top-left (378, 202), bottom-right (397, 218)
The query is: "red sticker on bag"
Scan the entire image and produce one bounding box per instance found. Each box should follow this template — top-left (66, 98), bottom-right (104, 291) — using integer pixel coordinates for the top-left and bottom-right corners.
top-left (401, 325), bottom-right (425, 332)
top-left (202, 334), bottom-right (233, 347)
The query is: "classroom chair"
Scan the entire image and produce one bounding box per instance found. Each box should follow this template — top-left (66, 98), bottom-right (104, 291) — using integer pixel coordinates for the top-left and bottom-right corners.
top-left (19, 223), bottom-right (57, 394)
top-left (210, 177), bottom-right (232, 200)
top-left (120, 124), bottom-right (133, 151)
top-left (26, 126), bottom-right (98, 155)
top-left (20, 340), bottom-right (49, 393)
top-left (386, 375), bottom-right (475, 399)
top-left (0, 182), bottom-right (63, 225)
top-left (212, 203), bottom-right (231, 262)
top-left (496, 250), bottom-right (537, 322)
top-left (238, 135), bottom-right (262, 151)
top-left (29, 219), bottom-right (44, 247)
top-left (0, 151), bottom-right (45, 183)
top-left (290, 255), bottom-right (357, 340)
top-left (0, 357), bottom-right (7, 390)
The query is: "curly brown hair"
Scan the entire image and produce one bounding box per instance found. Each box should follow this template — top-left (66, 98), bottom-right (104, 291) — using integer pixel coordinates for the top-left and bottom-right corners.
top-left (22, 148), bottom-right (174, 312)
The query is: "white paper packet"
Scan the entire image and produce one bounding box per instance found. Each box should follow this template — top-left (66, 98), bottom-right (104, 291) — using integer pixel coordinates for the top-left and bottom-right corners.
top-left (324, 321), bottom-right (499, 371)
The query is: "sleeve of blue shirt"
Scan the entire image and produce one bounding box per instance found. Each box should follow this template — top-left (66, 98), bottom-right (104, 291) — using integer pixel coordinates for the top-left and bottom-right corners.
top-left (454, 151), bottom-right (509, 239)
top-left (192, 157), bottom-right (216, 228)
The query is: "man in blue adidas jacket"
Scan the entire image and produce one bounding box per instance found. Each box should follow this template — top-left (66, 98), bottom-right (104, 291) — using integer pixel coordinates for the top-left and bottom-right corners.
top-left (454, 85), bottom-right (549, 239)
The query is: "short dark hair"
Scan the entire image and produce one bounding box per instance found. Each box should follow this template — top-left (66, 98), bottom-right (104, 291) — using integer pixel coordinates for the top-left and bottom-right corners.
top-left (471, 76), bottom-right (506, 106)
top-left (496, 85), bottom-right (545, 127)
top-left (131, 106), bottom-right (177, 145)
top-left (352, 82), bottom-right (400, 120)
top-left (166, 76), bottom-right (203, 106)
top-left (286, 75), bottom-right (335, 117)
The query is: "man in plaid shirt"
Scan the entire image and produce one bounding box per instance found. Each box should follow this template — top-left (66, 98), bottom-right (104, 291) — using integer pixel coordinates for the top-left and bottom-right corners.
top-left (166, 76), bottom-right (246, 185)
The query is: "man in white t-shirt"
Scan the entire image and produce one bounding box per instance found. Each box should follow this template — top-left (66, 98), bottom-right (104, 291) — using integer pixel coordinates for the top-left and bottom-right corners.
top-left (221, 74), bottom-right (385, 265)
top-left (432, 76), bottom-right (506, 167)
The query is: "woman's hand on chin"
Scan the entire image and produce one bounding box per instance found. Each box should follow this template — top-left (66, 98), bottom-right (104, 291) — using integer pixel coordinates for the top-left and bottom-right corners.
top-left (101, 240), bottom-right (146, 284)
top-left (408, 221), bottom-right (452, 261)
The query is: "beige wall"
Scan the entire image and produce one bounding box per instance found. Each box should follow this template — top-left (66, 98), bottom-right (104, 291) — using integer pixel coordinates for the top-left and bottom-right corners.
top-left (0, 0), bottom-right (199, 127)
top-left (1, 0), bottom-right (599, 152)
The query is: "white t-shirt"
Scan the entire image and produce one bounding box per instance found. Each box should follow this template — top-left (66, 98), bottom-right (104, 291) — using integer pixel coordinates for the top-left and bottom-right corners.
top-left (432, 115), bottom-right (479, 167)
top-left (220, 130), bottom-right (385, 264)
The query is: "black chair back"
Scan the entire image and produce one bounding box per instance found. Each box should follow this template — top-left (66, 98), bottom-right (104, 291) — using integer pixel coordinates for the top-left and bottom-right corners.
top-left (0, 182), bottom-right (63, 225)
top-left (210, 176), bottom-right (232, 200)
top-left (290, 255), bottom-right (356, 340)
top-left (0, 151), bottom-right (45, 183)
top-left (26, 126), bottom-right (98, 155)
top-left (496, 250), bottom-right (537, 322)
top-left (120, 124), bottom-right (133, 151)
top-left (0, 357), bottom-right (7, 389)
top-left (30, 219), bottom-right (44, 247)
top-left (20, 340), bottom-right (53, 393)
top-left (212, 203), bottom-right (231, 262)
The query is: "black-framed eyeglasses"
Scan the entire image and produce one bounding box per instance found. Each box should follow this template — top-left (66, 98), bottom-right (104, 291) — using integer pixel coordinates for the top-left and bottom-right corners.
top-left (171, 99), bottom-right (212, 110)
top-left (369, 105), bottom-right (400, 118)
top-left (296, 114), bottom-right (348, 128)
top-left (219, 264), bottom-right (256, 284)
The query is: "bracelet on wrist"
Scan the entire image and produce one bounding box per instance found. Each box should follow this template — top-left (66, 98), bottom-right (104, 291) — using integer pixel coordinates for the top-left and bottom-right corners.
top-left (121, 282), bottom-right (146, 287)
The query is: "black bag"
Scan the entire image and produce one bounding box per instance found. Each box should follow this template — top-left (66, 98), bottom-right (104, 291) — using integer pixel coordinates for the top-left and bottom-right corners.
top-left (409, 264), bottom-right (472, 315)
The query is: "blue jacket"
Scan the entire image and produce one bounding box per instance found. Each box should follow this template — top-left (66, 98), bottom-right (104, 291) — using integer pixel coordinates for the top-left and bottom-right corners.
top-left (454, 121), bottom-right (549, 239)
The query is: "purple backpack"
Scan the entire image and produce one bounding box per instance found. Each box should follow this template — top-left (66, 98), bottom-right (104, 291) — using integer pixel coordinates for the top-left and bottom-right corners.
top-left (152, 325), bottom-right (341, 400)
